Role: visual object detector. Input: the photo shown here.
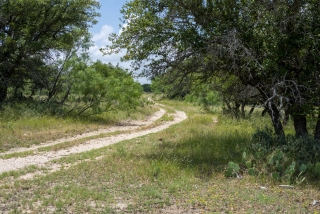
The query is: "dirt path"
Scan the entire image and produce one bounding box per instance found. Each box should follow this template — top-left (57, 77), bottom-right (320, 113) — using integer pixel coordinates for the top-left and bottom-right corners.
top-left (1, 108), bottom-right (166, 156)
top-left (0, 107), bottom-right (187, 175)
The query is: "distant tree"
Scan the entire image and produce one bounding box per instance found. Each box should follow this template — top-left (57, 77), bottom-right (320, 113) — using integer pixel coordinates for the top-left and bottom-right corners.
top-left (151, 71), bottom-right (192, 99)
top-left (141, 84), bottom-right (152, 92)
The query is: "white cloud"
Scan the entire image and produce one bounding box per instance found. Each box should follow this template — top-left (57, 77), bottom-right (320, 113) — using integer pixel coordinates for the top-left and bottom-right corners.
top-left (89, 24), bottom-right (125, 64)
top-left (118, 23), bottom-right (127, 36)
top-left (89, 24), bottom-right (150, 84)
top-left (92, 25), bottom-right (114, 45)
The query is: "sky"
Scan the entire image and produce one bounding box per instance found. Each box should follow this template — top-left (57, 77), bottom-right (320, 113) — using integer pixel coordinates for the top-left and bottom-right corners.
top-left (89, 0), bottom-right (150, 84)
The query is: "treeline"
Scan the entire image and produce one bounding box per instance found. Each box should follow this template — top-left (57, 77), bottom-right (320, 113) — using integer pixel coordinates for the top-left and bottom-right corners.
top-left (0, 0), bottom-right (142, 115)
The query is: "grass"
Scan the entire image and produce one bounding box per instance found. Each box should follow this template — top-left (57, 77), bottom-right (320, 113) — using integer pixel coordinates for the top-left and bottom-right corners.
top-left (0, 103), bottom-right (157, 152)
top-left (0, 98), bottom-right (320, 213)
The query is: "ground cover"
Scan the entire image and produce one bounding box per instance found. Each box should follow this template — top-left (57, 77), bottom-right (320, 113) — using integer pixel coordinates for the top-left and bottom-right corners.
top-left (0, 98), bottom-right (319, 213)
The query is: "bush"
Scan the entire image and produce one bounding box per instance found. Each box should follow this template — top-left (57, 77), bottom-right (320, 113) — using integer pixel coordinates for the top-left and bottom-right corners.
top-left (232, 128), bottom-right (320, 183)
top-left (249, 127), bottom-right (286, 160)
top-left (284, 135), bottom-right (320, 164)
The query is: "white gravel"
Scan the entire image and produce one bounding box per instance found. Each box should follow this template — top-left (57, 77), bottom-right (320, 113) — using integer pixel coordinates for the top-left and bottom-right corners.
top-left (0, 109), bottom-right (187, 174)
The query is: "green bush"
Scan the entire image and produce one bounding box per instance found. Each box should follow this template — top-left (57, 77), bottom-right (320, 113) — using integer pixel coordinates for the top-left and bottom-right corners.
top-left (249, 128), bottom-right (320, 164)
top-left (284, 135), bottom-right (320, 164)
top-left (314, 162), bottom-right (320, 178)
top-left (242, 129), bottom-right (320, 183)
top-left (249, 128), bottom-right (287, 158)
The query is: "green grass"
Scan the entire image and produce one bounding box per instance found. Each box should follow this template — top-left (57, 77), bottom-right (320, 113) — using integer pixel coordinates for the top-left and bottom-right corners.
top-left (0, 103), bottom-right (157, 152)
top-left (0, 151), bottom-right (35, 159)
top-left (0, 99), bottom-right (320, 213)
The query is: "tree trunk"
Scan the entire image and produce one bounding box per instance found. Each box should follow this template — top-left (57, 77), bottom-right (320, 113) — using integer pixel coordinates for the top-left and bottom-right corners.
top-left (293, 115), bottom-right (308, 138)
top-left (233, 102), bottom-right (240, 119)
top-left (241, 103), bottom-right (245, 118)
top-left (282, 109), bottom-right (290, 126)
top-left (315, 114), bottom-right (320, 140)
top-left (0, 82), bottom-right (8, 103)
top-left (262, 108), bottom-right (268, 116)
top-left (248, 104), bottom-right (256, 116)
top-left (267, 103), bottom-right (285, 137)
top-left (59, 85), bottom-right (71, 104)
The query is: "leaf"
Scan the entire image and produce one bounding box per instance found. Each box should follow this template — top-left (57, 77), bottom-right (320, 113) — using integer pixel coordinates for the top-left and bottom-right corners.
top-left (248, 168), bottom-right (257, 176)
top-left (228, 161), bottom-right (235, 168)
top-left (225, 167), bottom-right (234, 178)
top-left (299, 164), bottom-right (307, 173)
top-left (242, 151), bottom-right (246, 160)
top-left (314, 162), bottom-right (320, 177)
top-left (272, 172), bottom-right (280, 180)
top-left (245, 161), bottom-right (252, 169)
top-left (277, 164), bottom-right (284, 172)
top-left (307, 163), bottom-right (314, 170)
top-left (233, 163), bottom-right (240, 172)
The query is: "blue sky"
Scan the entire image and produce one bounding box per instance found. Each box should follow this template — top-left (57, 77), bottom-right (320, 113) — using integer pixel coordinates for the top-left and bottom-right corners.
top-left (89, 0), bottom-right (150, 84)
top-left (91, 0), bottom-right (126, 34)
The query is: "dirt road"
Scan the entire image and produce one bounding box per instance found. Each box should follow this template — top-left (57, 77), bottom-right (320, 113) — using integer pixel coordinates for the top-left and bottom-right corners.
top-left (0, 107), bottom-right (187, 175)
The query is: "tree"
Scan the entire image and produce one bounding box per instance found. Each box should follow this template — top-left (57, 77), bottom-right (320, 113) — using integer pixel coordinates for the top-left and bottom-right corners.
top-left (105, 0), bottom-right (320, 139)
top-left (141, 84), bottom-right (152, 92)
top-left (151, 68), bottom-right (192, 99)
top-left (68, 61), bottom-right (143, 116)
top-left (0, 0), bottom-right (100, 103)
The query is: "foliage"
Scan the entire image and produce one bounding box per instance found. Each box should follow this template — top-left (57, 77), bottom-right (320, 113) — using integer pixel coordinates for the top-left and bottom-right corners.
top-left (237, 128), bottom-right (320, 183)
top-left (0, 99), bottom-right (64, 120)
top-left (0, 0), bottom-right (100, 103)
top-left (151, 70), bottom-right (221, 111)
top-left (225, 161), bottom-right (240, 178)
top-left (105, 0), bottom-right (320, 139)
top-left (249, 129), bottom-right (320, 165)
top-left (185, 84), bottom-right (220, 110)
top-left (151, 72), bottom-right (192, 99)
top-left (314, 162), bottom-right (320, 178)
top-left (69, 61), bottom-right (143, 116)
top-left (141, 84), bottom-right (152, 92)
top-left (0, 0), bottom-right (143, 117)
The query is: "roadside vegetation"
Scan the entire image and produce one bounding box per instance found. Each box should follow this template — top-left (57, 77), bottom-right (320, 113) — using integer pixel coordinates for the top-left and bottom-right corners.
top-left (0, 98), bottom-right (320, 213)
top-left (0, 99), bottom-right (156, 152)
top-left (109, 0), bottom-right (320, 197)
top-left (1, 0), bottom-right (320, 213)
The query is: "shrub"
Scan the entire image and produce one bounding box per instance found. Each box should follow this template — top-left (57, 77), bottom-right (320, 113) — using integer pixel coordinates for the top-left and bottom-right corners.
top-left (230, 129), bottom-right (320, 183)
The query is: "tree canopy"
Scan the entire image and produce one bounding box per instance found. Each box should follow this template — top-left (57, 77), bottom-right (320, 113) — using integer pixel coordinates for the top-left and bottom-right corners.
top-left (70, 61), bottom-right (143, 116)
top-left (0, 0), bottom-right (100, 102)
top-left (105, 0), bottom-right (320, 140)
top-left (0, 0), bottom-right (143, 116)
